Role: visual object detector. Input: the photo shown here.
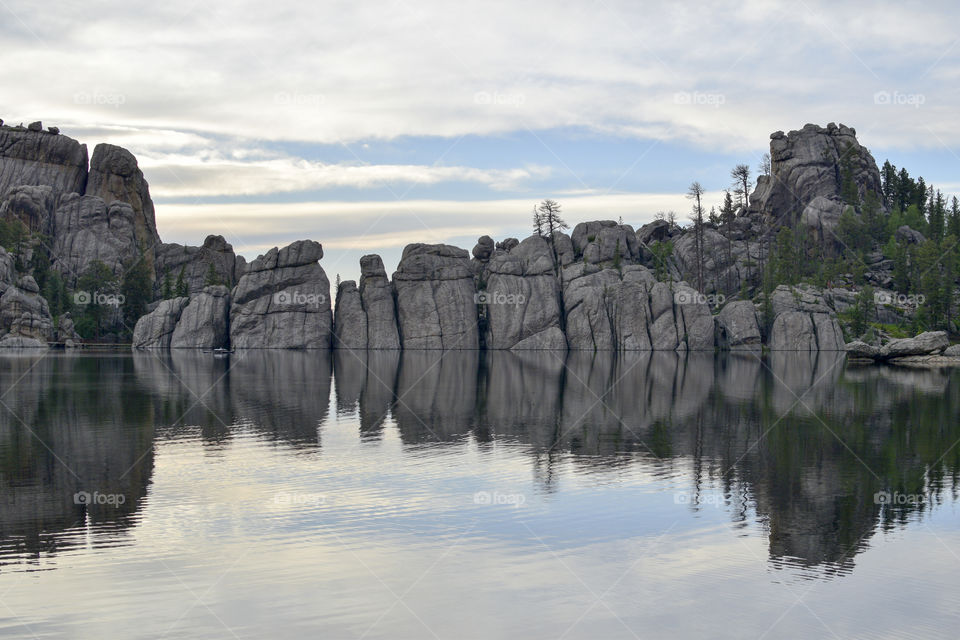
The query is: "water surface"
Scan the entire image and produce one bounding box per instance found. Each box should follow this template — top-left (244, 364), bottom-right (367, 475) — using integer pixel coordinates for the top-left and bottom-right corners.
top-left (1, 350), bottom-right (959, 638)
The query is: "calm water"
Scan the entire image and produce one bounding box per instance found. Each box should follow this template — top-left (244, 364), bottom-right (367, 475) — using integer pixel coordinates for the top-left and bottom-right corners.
top-left (1, 350), bottom-right (959, 639)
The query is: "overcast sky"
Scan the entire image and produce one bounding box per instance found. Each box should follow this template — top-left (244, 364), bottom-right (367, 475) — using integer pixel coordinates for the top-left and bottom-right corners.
top-left (2, 0), bottom-right (959, 283)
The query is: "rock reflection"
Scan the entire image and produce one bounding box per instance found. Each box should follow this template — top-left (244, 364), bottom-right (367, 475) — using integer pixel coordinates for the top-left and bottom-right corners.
top-left (1, 349), bottom-right (958, 577)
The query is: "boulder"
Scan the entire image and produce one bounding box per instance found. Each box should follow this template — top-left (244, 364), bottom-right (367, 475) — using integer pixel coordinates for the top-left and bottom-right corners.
top-left (895, 225), bottom-right (926, 245)
top-left (27, 121), bottom-right (42, 132)
top-left (636, 219), bottom-right (671, 247)
top-left (769, 311), bottom-right (818, 351)
top-left (0, 126), bottom-right (88, 197)
top-left (170, 285), bottom-right (231, 349)
top-left (229, 240), bottom-right (332, 349)
top-left (359, 254), bottom-right (400, 350)
top-left (943, 344), bottom-right (960, 357)
top-left (132, 297), bottom-right (189, 348)
top-left (0, 276), bottom-right (53, 342)
top-left (393, 243), bottom-right (478, 349)
top-left (333, 280), bottom-right (366, 350)
top-left (879, 331), bottom-right (949, 360)
top-left (716, 301), bottom-right (761, 351)
top-left (472, 235), bottom-right (494, 260)
top-left (571, 220), bottom-right (639, 265)
top-left (0, 246), bottom-right (17, 295)
top-left (483, 235), bottom-right (566, 350)
top-left (846, 341), bottom-right (879, 359)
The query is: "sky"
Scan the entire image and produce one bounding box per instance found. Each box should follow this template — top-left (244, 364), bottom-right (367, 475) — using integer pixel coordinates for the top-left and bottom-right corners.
top-left (2, 0), bottom-right (960, 283)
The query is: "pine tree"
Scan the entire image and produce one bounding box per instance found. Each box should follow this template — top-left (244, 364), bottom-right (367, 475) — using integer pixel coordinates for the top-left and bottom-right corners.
top-left (175, 267), bottom-right (188, 297)
top-left (162, 270), bottom-right (174, 299)
top-left (204, 262), bottom-right (222, 287)
top-left (687, 181), bottom-right (706, 292)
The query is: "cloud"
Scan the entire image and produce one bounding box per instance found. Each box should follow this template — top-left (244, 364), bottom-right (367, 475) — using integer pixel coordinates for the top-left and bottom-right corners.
top-left (2, 0), bottom-right (959, 152)
top-left (136, 153), bottom-right (554, 197)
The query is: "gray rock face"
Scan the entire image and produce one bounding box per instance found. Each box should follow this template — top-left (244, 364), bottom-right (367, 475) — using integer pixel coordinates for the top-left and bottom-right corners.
top-left (50, 194), bottom-right (141, 285)
top-left (767, 285), bottom-right (845, 351)
top-left (0, 247), bottom-right (17, 295)
top-left (230, 240), bottom-right (332, 349)
top-left (393, 243), bottom-right (478, 349)
top-left (800, 196), bottom-right (845, 245)
top-left (943, 344), bottom-right (960, 357)
top-left (85, 143), bottom-right (160, 251)
top-left (482, 235), bottom-right (565, 350)
top-left (716, 301), bottom-right (761, 351)
top-left (333, 280), bottom-right (366, 350)
top-left (879, 331), bottom-right (949, 359)
top-left (132, 297), bottom-right (189, 348)
top-left (671, 227), bottom-right (760, 296)
top-left (359, 254), bottom-right (400, 350)
top-left (748, 123), bottom-right (883, 222)
top-left (561, 264), bottom-right (708, 351)
top-left (571, 220), bottom-right (639, 265)
top-left (170, 285), bottom-right (231, 349)
top-left (0, 275), bottom-right (54, 342)
top-left (0, 127), bottom-right (88, 197)
top-left (154, 235), bottom-right (240, 298)
top-left (0, 185), bottom-right (56, 233)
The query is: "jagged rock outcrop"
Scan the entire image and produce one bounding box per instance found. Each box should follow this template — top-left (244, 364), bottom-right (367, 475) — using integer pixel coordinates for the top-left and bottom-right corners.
top-left (0, 126), bottom-right (88, 197)
top-left (229, 240), bottom-right (332, 349)
top-left (170, 285), bottom-right (231, 349)
top-left (671, 227), bottom-right (761, 296)
top-left (895, 225), bottom-right (925, 245)
top-left (716, 300), bottom-right (761, 351)
top-left (768, 285), bottom-right (845, 351)
top-left (571, 220), bottom-right (639, 265)
top-left (561, 263), bottom-right (713, 351)
top-left (154, 235), bottom-right (241, 297)
top-left (85, 144), bottom-right (160, 253)
top-left (132, 297), bottom-right (189, 348)
top-left (333, 280), bottom-right (366, 349)
top-left (359, 254), bottom-right (400, 350)
top-left (749, 123), bottom-right (883, 225)
top-left (481, 235), bottom-right (566, 350)
top-left (0, 275), bottom-right (54, 343)
top-left (50, 194), bottom-right (141, 285)
top-left (393, 243), bottom-right (478, 350)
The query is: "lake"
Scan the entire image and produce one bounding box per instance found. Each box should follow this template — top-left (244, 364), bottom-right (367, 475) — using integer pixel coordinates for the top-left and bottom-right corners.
top-left (1, 350), bottom-right (959, 638)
